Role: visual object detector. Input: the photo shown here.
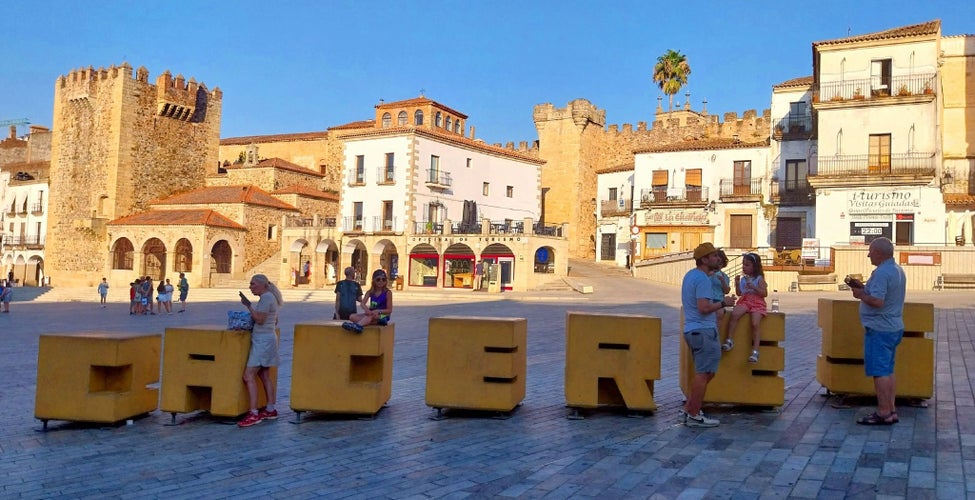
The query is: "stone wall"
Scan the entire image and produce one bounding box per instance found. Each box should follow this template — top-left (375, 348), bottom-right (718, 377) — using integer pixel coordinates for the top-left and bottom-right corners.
top-left (533, 98), bottom-right (771, 259)
top-left (46, 63), bottom-right (222, 286)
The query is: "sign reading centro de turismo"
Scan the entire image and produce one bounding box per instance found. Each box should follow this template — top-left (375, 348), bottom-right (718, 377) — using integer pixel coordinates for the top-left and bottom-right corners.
top-left (847, 189), bottom-right (920, 214)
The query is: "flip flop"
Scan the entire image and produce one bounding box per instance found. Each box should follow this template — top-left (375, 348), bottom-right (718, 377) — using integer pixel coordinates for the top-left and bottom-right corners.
top-left (856, 412), bottom-right (896, 425)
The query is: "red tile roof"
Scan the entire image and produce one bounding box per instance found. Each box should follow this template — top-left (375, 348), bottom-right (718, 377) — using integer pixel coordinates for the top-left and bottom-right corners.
top-left (150, 185), bottom-right (299, 211)
top-left (773, 76), bottom-right (814, 89)
top-left (635, 137), bottom-right (770, 154)
top-left (813, 20), bottom-right (940, 47)
top-left (328, 120), bottom-right (375, 131)
top-left (944, 193), bottom-right (975, 207)
top-left (271, 184), bottom-right (340, 201)
top-left (107, 209), bottom-right (247, 230)
top-left (220, 131), bottom-right (328, 146)
top-left (597, 163), bottom-right (634, 174)
top-left (376, 96), bottom-right (469, 119)
top-left (341, 126), bottom-right (544, 164)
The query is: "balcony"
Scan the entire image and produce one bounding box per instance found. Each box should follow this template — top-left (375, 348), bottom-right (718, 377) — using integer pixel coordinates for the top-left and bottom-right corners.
top-left (771, 114), bottom-right (815, 141)
top-left (30, 203), bottom-right (43, 215)
top-left (371, 216), bottom-right (397, 233)
top-left (376, 166), bottom-right (396, 185)
top-left (342, 216), bottom-right (365, 232)
top-left (347, 168), bottom-right (365, 187)
top-left (600, 198), bottom-right (632, 217)
top-left (813, 73), bottom-right (935, 108)
top-left (285, 216), bottom-right (337, 228)
top-left (810, 153), bottom-right (936, 188)
top-left (424, 169), bottom-right (452, 190)
top-left (5, 207), bottom-right (14, 217)
top-left (415, 221), bottom-right (445, 234)
top-left (18, 205), bottom-right (28, 215)
top-left (639, 186), bottom-right (709, 207)
top-left (719, 178), bottom-right (763, 201)
top-left (3, 234), bottom-right (45, 249)
top-left (770, 179), bottom-right (813, 206)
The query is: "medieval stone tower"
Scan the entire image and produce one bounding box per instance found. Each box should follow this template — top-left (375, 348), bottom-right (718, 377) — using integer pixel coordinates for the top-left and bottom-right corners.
top-left (46, 63), bottom-right (222, 286)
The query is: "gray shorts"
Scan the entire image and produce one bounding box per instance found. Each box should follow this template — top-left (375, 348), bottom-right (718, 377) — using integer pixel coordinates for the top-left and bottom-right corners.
top-left (246, 333), bottom-right (279, 367)
top-left (683, 327), bottom-right (720, 374)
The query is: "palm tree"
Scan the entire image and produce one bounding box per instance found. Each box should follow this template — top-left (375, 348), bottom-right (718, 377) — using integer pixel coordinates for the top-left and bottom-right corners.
top-left (653, 50), bottom-right (691, 112)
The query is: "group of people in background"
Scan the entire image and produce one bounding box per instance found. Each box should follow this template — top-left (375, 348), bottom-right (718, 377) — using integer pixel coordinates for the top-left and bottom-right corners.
top-left (107, 273), bottom-right (189, 315)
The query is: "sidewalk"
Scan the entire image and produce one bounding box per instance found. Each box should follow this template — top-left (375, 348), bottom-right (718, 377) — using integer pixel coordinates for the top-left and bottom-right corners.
top-left (1, 272), bottom-right (971, 498)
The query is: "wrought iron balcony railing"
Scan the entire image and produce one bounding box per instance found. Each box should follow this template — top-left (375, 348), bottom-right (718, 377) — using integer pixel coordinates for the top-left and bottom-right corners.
top-left (375, 166), bottom-right (396, 185)
top-left (719, 178), bottom-right (763, 198)
top-left (813, 152), bottom-right (936, 177)
top-left (347, 168), bottom-right (366, 186)
top-left (770, 179), bottom-right (814, 205)
top-left (640, 186), bottom-right (709, 206)
top-left (424, 169), bottom-right (452, 189)
top-left (814, 73), bottom-right (936, 103)
top-left (600, 198), bottom-right (633, 216)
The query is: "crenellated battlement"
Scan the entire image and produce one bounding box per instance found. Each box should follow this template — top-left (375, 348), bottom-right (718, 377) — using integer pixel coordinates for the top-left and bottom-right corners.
top-left (533, 99), bottom-right (606, 128)
top-left (56, 63), bottom-right (222, 102)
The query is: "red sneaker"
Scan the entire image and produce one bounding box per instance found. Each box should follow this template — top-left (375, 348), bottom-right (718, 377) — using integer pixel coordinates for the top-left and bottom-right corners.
top-left (258, 408), bottom-right (278, 420)
top-left (237, 411), bottom-right (263, 428)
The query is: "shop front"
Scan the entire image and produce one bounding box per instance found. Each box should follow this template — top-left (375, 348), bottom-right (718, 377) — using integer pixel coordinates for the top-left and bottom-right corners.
top-left (816, 187), bottom-right (945, 246)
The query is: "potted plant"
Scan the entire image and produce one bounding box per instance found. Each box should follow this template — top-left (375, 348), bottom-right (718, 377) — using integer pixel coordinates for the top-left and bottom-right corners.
top-left (923, 83), bottom-right (933, 95)
top-left (852, 88), bottom-right (864, 100)
top-left (897, 84), bottom-right (911, 97)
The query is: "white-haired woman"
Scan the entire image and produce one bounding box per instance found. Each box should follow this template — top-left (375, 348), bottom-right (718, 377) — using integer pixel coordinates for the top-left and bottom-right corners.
top-left (238, 274), bottom-right (284, 428)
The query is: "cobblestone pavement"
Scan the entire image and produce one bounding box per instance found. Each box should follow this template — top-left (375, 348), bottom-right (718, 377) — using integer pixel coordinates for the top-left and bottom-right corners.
top-left (2, 266), bottom-right (973, 498)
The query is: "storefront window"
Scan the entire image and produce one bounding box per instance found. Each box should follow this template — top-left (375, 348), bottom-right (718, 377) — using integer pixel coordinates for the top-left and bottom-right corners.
top-left (645, 233), bottom-right (667, 250)
top-left (409, 256), bottom-right (439, 287)
top-left (443, 257), bottom-right (473, 288)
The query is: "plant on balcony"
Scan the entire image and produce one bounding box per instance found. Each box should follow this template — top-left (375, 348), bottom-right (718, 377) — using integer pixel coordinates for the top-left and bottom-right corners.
top-left (829, 93), bottom-right (844, 102)
top-left (923, 83), bottom-right (933, 95)
top-left (897, 84), bottom-right (911, 97)
top-left (773, 125), bottom-right (784, 138)
top-left (852, 88), bottom-right (864, 100)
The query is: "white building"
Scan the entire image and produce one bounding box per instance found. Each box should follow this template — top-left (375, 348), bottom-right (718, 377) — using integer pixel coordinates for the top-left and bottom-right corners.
top-left (0, 161), bottom-right (49, 285)
top-left (769, 76), bottom-right (818, 252)
top-left (595, 164), bottom-right (634, 267)
top-left (633, 138), bottom-right (771, 256)
top-left (320, 96), bottom-right (564, 292)
top-left (809, 20), bottom-right (945, 247)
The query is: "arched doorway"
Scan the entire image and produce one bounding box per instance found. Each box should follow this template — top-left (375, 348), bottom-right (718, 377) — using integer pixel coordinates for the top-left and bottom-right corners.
top-left (533, 245), bottom-right (556, 273)
top-left (211, 240), bottom-right (232, 274)
top-left (344, 239), bottom-right (368, 284)
top-left (142, 238), bottom-right (166, 280)
top-left (30, 256), bottom-right (44, 286)
top-left (290, 239), bottom-right (311, 285)
top-left (316, 239), bottom-right (339, 284)
top-left (111, 237), bottom-right (135, 271)
top-left (407, 243), bottom-right (439, 287)
top-left (174, 238), bottom-right (193, 273)
top-left (373, 239), bottom-right (399, 281)
top-left (482, 243), bottom-right (516, 291)
top-left (443, 243), bottom-right (474, 288)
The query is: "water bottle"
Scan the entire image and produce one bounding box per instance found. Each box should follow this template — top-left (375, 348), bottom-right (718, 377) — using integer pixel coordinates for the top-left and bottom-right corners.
top-left (770, 290), bottom-right (780, 313)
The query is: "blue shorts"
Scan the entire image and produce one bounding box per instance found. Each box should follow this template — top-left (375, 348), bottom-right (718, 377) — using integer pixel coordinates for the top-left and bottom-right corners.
top-left (864, 327), bottom-right (903, 377)
top-left (683, 327), bottom-right (720, 374)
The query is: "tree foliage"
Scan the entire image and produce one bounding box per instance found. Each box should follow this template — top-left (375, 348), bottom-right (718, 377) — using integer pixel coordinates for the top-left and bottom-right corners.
top-left (653, 49), bottom-right (692, 112)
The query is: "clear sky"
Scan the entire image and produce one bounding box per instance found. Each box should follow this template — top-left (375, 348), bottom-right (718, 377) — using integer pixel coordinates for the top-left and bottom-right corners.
top-left (2, 1), bottom-right (972, 145)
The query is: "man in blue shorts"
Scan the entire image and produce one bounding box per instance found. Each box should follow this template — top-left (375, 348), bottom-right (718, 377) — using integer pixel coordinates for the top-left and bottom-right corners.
top-left (851, 237), bottom-right (906, 425)
top-left (680, 242), bottom-right (735, 428)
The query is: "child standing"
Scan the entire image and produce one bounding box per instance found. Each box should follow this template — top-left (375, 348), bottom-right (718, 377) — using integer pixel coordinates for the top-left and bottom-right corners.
top-left (342, 269), bottom-right (393, 333)
top-left (725, 252), bottom-right (768, 363)
top-left (97, 278), bottom-right (109, 308)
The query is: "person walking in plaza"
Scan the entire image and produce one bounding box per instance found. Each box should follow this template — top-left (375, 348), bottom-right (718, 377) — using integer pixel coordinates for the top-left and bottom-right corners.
top-left (680, 242), bottom-right (735, 428)
top-left (333, 266), bottom-right (363, 320)
top-left (851, 237), bottom-right (906, 425)
top-left (0, 280), bottom-right (10, 313)
top-left (163, 278), bottom-right (174, 314)
top-left (97, 278), bottom-right (109, 308)
top-left (342, 269), bottom-right (393, 333)
top-left (141, 277), bottom-right (154, 315)
top-left (177, 272), bottom-right (189, 313)
top-left (238, 274), bottom-right (284, 428)
top-left (724, 252), bottom-right (768, 363)
top-left (129, 281), bottom-right (137, 315)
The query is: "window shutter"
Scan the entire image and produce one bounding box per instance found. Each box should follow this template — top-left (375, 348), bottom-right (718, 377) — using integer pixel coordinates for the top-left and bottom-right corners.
top-left (685, 169), bottom-right (702, 186)
top-left (652, 170), bottom-right (668, 186)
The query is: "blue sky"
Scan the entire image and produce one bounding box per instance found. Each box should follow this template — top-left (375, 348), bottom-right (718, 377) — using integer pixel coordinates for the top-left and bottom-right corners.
top-left (2, 1), bottom-right (972, 145)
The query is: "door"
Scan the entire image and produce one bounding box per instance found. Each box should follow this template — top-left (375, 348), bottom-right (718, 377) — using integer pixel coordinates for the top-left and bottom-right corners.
top-left (600, 233), bottom-right (616, 261)
top-left (729, 215), bottom-right (753, 248)
top-left (680, 232), bottom-right (701, 253)
top-left (776, 217), bottom-right (802, 249)
top-left (498, 257), bottom-right (514, 291)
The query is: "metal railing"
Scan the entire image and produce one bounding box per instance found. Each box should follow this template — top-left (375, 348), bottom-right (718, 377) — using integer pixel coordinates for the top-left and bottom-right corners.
top-left (347, 168), bottom-right (366, 186)
top-left (375, 166), bottom-right (396, 185)
top-left (772, 114), bottom-right (814, 140)
top-left (770, 179), bottom-right (813, 205)
top-left (415, 221), bottom-right (445, 234)
top-left (3, 234), bottom-right (45, 247)
top-left (371, 216), bottom-right (397, 232)
top-left (451, 222), bottom-right (482, 235)
top-left (424, 169), bottom-right (452, 188)
top-left (814, 152), bottom-right (936, 177)
top-left (719, 178), bottom-right (763, 198)
top-left (534, 223), bottom-right (563, 237)
top-left (639, 186), bottom-right (709, 205)
top-left (600, 198), bottom-right (632, 216)
top-left (285, 216), bottom-right (337, 228)
top-left (814, 73), bottom-right (936, 103)
top-left (30, 203), bottom-right (43, 214)
top-left (342, 216), bottom-right (365, 232)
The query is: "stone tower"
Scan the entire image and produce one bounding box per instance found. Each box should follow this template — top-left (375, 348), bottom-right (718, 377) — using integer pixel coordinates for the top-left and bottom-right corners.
top-left (46, 63), bottom-right (222, 286)
top-left (533, 99), bottom-right (606, 259)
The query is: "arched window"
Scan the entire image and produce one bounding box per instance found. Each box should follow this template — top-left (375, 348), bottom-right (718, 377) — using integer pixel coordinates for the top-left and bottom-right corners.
top-left (445, 116), bottom-right (452, 131)
top-left (435, 111), bottom-right (442, 127)
top-left (414, 110), bottom-right (424, 125)
top-left (174, 238), bottom-right (193, 273)
top-left (381, 112), bottom-right (391, 128)
top-left (142, 237), bottom-right (166, 279)
top-left (112, 238), bottom-right (134, 270)
top-left (454, 120), bottom-right (461, 134)
top-left (397, 111), bottom-right (407, 126)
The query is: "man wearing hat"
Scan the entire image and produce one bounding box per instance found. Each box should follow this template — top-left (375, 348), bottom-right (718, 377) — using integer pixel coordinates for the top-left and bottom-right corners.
top-left (680, 242), bottom-right (735, 428)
